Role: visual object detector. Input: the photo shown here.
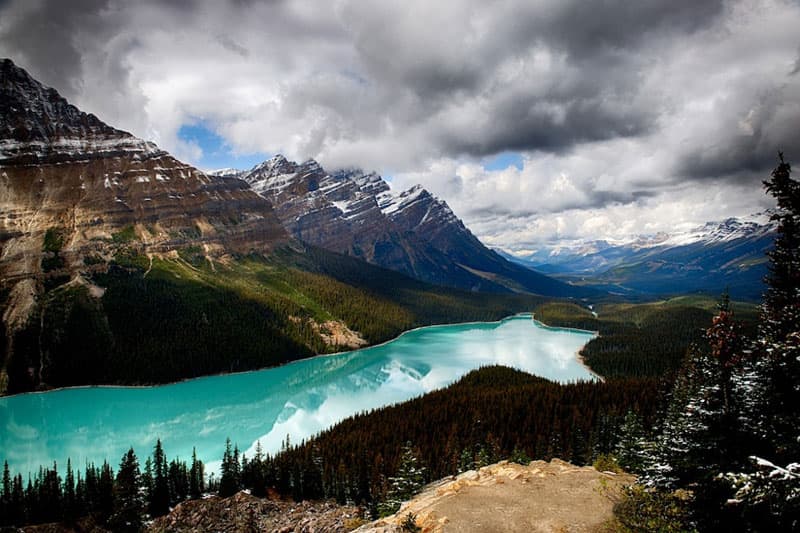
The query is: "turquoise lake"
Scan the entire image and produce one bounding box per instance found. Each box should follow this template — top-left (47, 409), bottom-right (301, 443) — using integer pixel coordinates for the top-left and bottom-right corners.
top-left (0, 314), bottom-right (596, 476)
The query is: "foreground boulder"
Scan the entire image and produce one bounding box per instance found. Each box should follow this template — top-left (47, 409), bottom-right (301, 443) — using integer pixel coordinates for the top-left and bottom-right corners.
top-left (358, 459), bottom-right (634, 533)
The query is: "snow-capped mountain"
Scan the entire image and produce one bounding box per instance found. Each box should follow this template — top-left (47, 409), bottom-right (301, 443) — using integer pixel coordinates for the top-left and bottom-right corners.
top-left (242, 155), bottom-right (582, 296)
top-left (501, 215), bottom-right (776, 299)
top-left (206, 168), bottom-right (246, 179)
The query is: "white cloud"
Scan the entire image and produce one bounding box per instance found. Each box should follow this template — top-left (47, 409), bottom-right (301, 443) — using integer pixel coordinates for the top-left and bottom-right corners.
top-left (1, 0), bottom-right (798, 247)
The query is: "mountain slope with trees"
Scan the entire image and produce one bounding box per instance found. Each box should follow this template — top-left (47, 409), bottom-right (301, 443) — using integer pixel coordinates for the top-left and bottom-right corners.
top-left (611, 155), bottom-right (800, 531)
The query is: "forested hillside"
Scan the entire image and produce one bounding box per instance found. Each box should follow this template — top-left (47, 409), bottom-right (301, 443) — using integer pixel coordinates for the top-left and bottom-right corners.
top-left (609, 155), bottom-right (800, 532)
top-left (4, 244), bottom-right (546, 393)
top-left (534, 297), bottom-right (759, 378)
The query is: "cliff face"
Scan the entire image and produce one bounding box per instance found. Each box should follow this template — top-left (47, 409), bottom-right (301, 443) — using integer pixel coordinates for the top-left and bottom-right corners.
top-left (244, 157), bottom-right (427, 278)
top-left (0, 58), bottom-right (288, 292)
top-left (0, 59), bottom-right (289, 391)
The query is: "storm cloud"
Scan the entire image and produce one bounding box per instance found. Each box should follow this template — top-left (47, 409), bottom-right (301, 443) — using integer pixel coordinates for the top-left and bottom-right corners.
top-left (1, 0), bottom-right (798, 248)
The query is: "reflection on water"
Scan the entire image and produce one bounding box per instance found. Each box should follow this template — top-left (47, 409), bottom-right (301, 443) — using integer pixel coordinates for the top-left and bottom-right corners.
top-left (0, 315), bottom-right (595, 475)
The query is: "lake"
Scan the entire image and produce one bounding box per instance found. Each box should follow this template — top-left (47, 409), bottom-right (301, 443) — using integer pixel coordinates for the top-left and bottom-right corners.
top-left (0, 314), bottom-right (596, 476)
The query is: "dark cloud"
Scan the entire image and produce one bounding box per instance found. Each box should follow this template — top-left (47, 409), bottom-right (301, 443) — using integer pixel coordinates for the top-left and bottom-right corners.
top-left (0, 0), bottom-right (111, 98)
top-left (216, 35), bottom-right (249, 57)
top-left (533, 0), bottom-right (726, 58)
top-left (444, 94), bottom-right (655, 157)
top-left (0, 0), bottom-right (796, 246)
top-left (677, 84), bottom-right (800, 182)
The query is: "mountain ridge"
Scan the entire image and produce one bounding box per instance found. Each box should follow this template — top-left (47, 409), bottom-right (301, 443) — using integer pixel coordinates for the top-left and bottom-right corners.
top-left (500, 214), bottom-right (775, 299)
top-left (238, 154), bottom-right (588, 297)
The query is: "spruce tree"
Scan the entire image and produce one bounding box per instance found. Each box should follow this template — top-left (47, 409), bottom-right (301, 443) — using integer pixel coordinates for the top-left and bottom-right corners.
top-left (219, 438), bottom-right (241, 497)
top-left (189, 447), bottom-right (204, 499)
top-left (149, 439), bottom-right (170, 517)
top-left (110, 448), bottom-right (143, 533)
top-left (1, 460), bottom-right (10, 526)
top-left (725, 154), bottom-right (800, 529)
top-left (379, 442), bottom-right (426, 516)
top-left (10, 474), bottom-right (23, 526)
top-left (63, 459), bottom-right (77, 524)
top-left (97, 461), bottom-right (114, 523)
top-left (614, 411), bottom-right (654, 473)
top-left (758, 152), bottom-right (800, 460)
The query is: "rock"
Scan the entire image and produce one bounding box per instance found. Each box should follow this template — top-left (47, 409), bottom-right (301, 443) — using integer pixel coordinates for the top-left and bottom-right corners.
top-left (147, 492), bottom-right (362, 533)
top-left (356, 459), bottom-right (635, 533)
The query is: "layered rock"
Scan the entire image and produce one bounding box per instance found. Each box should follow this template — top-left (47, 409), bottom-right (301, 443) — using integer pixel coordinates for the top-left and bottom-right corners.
top-left (0, 59), bottom-right (289, 391)
top-left (244, 157), bottom-right (420, 272)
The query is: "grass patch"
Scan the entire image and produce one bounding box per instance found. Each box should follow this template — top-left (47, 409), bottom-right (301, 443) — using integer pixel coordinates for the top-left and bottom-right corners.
top-left (111, 225), bottom-right (137, 244)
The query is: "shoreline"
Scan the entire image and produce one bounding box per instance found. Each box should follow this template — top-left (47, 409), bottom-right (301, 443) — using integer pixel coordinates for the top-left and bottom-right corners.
top-left (1, 312), bottom-right (602, 399)
top-left (529, 315), bottom-right (603, 382)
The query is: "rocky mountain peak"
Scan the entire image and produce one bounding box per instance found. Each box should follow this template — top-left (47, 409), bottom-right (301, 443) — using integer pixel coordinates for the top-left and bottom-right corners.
top-left (0, 58), bottom-right (155, 165)
top-left (243, 155), bottom-right (578, 296)
top-left (247, 153), bottom-right (296, 177)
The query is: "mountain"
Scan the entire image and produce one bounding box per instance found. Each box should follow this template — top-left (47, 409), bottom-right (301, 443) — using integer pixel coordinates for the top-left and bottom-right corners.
top-left (0, 58), bottom-right (291, 271)
top-left (0, 59), bottom-right (548, 395)
top-left (502, 214), bottom-right (776, 300)
top-left (242, 155), bottom-right (584, 297)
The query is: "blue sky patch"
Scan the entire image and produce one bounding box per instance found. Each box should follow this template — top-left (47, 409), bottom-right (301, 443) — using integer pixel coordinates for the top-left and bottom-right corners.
top-left (482, 152), bottom-right (524, 172)
top-left (178, 123), bottom-right (268, 171)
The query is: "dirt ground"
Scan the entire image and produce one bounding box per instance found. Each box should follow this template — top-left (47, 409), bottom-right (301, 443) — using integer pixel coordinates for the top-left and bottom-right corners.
top-left (359, 459), bottom-right (634, 533)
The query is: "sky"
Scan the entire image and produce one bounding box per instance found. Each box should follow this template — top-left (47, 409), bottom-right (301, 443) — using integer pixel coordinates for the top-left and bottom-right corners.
top-left (1, 0), bottom-right (799, 253)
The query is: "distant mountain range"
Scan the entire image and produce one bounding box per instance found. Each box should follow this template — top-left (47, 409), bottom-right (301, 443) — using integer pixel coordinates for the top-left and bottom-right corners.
top-left (498, 214), bottom-right (775, 300)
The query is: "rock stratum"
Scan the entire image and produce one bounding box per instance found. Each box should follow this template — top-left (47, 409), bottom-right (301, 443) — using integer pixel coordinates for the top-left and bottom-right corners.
top-left (0, 58), bottom-right (289, 391)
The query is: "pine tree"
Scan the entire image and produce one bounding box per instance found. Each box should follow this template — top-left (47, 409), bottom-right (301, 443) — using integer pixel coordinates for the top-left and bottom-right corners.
top-left (141, 457), bottom-right (153, 507)
top-left (725, 154), bottom-right (800, 529)
top-left (63, 459), bottom-right (77, 524)
top-left (379, 442), bottom-right (426, 516)
top-left (149, 439), bottom-right (170, 517)
top-left (110, 448), bottom-right (143, 533)
top-left (10, 474), bottom-right (23, 526)
top-left (97, 461), bottom-right (114, 523)
top-left (189, 447), bottom-right (204, 499)
top-left (1, 460), bottom-right (10, 526)
top-left (614, 411), bottom-right (654, 473)
top-left (757, 152), bottom-right (800, 460)
top-left (219, 438), bottom-right (240, 497)
top-left (168, 459), bottom-right (188, 503)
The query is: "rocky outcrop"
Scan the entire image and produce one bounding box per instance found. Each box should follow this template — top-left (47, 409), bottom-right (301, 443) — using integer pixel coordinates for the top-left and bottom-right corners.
top-left (0, 59), bottom-right (289, 277)
top-left (147, 492), bottom-right (364, 533)
top-left (358, 459), bottom-right (634, 533)
top-left (145, 460), bottom-right (632, 533)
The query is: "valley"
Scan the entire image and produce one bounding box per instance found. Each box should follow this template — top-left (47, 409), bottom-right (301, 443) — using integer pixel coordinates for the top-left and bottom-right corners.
top-left (1, 6), bottom-right (798, 528)
top-left (0, 315), bottom-right (596, 483)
